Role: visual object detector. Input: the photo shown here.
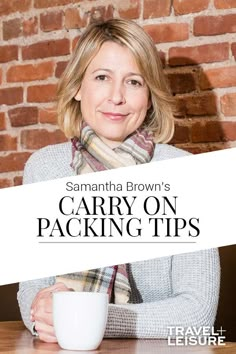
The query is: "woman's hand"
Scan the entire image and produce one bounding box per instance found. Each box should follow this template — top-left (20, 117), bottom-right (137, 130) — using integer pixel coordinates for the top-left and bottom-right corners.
top-left (30, 282), bottom-right (70, 343)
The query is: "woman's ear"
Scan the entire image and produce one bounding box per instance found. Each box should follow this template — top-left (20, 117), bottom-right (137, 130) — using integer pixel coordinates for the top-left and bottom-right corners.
top-left (74, 89), bottom-right (81, 101)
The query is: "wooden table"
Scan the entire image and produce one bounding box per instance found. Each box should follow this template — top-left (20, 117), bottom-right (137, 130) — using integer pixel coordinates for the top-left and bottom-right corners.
top-left (0, 321), bottom-right (235, 354)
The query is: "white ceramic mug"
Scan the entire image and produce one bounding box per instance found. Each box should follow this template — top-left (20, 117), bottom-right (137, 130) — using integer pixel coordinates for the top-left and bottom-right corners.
top-left (53, 292), bottom-right (108, 351)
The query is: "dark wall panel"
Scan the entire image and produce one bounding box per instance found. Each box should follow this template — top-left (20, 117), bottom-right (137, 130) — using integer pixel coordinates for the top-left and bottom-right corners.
top-left (0, 283), bottom-right (21, 321)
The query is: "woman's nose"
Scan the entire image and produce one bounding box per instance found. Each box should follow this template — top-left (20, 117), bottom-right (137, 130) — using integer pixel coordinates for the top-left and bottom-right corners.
top-left (108, 82), bottom-right (126, 105)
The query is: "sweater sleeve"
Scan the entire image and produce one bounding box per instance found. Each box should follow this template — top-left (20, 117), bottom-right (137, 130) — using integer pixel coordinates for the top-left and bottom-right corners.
top-left (18, 149), bottom-right (58, 334)
top-left (104, 248), bottom-right (220, 338)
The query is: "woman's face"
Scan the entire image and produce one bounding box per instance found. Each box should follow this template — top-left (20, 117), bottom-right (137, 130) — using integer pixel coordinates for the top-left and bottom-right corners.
top-left (75, 41), bottom-right (150, 148)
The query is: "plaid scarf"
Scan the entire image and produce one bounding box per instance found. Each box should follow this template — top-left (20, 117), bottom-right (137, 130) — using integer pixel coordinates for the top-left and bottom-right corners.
top-left (71, 123), bottom-right (154, 173)
top-left (57, 123), bottom-right (154, 304)
top-left (56, 265), bottom-right (130, 304)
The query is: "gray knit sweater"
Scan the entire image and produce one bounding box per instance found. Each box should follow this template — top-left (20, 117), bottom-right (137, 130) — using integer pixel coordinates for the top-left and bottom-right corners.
top-left (17, 142), bottom-right (220, 338)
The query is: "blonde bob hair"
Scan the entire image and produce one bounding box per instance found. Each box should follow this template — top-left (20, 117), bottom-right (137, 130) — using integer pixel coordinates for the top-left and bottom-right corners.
top-left (57, 18), bottom-right (174, 143)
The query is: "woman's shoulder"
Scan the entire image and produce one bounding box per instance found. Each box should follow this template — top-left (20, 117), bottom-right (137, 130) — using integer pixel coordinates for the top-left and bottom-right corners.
top-left (152, 143), bottom-right (191, 162)
top-left (29, 141), bottom-right (71, 161)
top-left (23, 142), bottom-right (75, 184)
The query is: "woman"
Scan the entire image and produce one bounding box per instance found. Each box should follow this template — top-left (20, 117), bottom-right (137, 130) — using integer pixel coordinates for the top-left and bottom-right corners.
top-left (18, 19), bottom-right (220, 342)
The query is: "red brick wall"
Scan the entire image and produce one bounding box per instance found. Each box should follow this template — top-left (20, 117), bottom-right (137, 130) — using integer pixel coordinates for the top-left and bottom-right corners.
top-left (0, 0), bottom-right (236, 188)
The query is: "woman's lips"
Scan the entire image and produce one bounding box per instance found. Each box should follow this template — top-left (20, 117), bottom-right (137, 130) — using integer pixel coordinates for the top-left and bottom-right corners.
top-left (101, 112), bottom-right (129, 121)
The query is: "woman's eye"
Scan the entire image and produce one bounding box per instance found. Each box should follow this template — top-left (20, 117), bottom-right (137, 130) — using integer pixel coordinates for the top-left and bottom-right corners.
top-left (95, 75), bottom-right (108, 81)
top-left (128, 79), bottom-right (142, 87)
